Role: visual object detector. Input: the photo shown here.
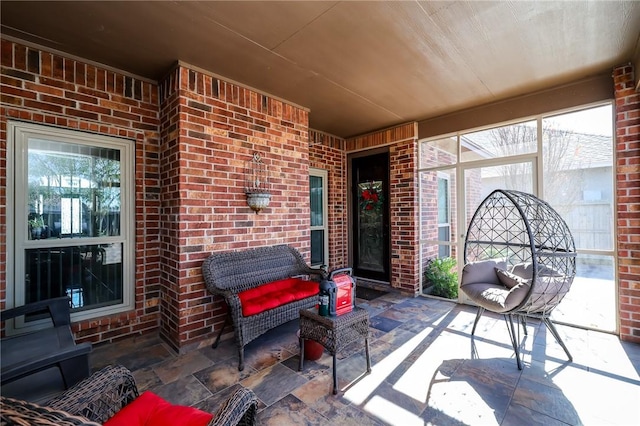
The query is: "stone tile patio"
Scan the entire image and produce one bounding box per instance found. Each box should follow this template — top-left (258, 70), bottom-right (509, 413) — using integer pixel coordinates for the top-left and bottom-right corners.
top-left (91, 293), bottom-right (640, 425)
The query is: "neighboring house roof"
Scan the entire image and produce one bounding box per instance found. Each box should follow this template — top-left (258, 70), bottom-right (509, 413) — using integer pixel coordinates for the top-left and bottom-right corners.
top-left (460, 126), bottom-right (612, 172)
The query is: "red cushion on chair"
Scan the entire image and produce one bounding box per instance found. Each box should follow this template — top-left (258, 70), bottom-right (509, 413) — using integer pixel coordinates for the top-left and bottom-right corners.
top-left (104, 391), bottom-right (213, 426)
top-left (241, 295), bottom-right (285, 316)
top-left (239, 278), bottom-right (319, 316)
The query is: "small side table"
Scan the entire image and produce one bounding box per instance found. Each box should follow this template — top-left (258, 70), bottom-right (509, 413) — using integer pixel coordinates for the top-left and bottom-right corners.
top-left (299, 306), bottom-right (371, 395)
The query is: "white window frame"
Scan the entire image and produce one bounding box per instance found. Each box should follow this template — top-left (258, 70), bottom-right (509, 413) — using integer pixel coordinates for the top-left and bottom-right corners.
top-left (309, 168), bottom-right (329, 269)
top-left (6, 121), bottom-right (135, 332)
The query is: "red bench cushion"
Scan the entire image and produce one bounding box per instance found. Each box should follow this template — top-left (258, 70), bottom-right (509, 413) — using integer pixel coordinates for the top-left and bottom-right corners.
top-left (239, 278), bottom-right (319, 316)
top-left (104, 391), bottom-right (212, 426)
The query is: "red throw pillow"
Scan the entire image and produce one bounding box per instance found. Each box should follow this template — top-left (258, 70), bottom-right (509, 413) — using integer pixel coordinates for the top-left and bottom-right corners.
top-left (104, 391), bottom-right (213, 426)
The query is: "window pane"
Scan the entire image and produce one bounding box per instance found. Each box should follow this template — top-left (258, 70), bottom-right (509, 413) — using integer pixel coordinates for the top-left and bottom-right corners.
top-left (310, 175), bottom-right (323, 227)
top-left (421, 243), bottom-right (459, 299)
top-left (420, 168), bottom-right (456, 245)
top-left (420, 136), bottom-right (457, 168)
top-left (461, 121), bottom-right (537, 162)
top-left (25, 243), bottom-right (123, 313)
top-left (438, 227), bottom-right (451, 257)
top-left (310, 230), bottom-right (324, 267)
top-left (437, 177), bottom-right (449, 224)
top-left (357, 180), bottom-right (385, 273)
top-left (551, 254), bottom-right (615, 332)
top-left (542, 105), bottom-right (613, 251)
top-left (13, 122), bottom-right (132, 325)
top-left (28, 139), bottom-right (121, 240)
top-left (420, 166), bottom-right (457, 290)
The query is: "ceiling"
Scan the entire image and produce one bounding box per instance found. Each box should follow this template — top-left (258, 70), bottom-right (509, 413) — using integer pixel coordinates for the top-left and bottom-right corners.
top-left (2, 1), bottom-right (639, 138)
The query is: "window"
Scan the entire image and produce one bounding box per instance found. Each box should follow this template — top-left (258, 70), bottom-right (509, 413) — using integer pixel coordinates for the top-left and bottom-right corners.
top-left (418, 103), bottom-right (616, 332)
top-left (437, 174), bottom-right (451, 258)
top-left (8, 122), bottom-right (135, 329)
top-left (460, 120), bottom-right (537, 162)
top-left (542, 105), bottom-right (615, 331)
top-left (418, 145), bottom-right (457, 296)
top-left (309, 169), bottom-right (328, 268)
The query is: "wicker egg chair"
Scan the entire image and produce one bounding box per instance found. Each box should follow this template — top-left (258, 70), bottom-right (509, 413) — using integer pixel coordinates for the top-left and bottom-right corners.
top-left (460, 189), bottom-right (577, 369)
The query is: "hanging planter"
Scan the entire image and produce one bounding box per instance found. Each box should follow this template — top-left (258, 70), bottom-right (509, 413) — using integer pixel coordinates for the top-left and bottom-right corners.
top-left (245, 153), bottom-right (271, 214)
top-left (246, 192), bottom-right (272, 213)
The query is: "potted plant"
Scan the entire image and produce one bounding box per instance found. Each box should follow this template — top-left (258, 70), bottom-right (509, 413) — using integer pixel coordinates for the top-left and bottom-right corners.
top-left (423, 257), bottom-right (458, 299)
top-left (28, 215), bottom-right (45, 239)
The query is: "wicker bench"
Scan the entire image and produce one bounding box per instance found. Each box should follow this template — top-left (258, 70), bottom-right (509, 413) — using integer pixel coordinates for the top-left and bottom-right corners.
top-left (202, 244), bottom-right (324, 371)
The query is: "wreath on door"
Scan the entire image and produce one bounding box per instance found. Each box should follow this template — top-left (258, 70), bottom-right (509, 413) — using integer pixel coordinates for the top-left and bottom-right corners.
top-left (359, 181), bottom-right (384, 212)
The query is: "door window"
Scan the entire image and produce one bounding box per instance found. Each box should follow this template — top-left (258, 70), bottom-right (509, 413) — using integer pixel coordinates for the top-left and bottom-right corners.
top-left (352, 152), bottom-right (390, 281)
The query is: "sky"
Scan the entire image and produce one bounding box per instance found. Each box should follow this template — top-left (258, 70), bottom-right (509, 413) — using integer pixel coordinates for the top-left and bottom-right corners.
top-left (544, 104), bottom-right (613, 137)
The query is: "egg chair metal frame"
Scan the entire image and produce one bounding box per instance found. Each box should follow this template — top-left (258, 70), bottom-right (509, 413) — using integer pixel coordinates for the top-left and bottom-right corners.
top-left (461, 189), bottom-right (577, 369)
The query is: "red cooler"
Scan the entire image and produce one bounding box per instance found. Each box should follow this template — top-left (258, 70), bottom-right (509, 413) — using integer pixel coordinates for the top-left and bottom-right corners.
top-left (319, 267), bottom-right (356, 316)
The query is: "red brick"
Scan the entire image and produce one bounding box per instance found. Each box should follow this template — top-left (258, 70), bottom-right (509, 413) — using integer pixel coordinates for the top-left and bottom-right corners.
top-left (2, 39), bottom-right (636, 353)
top-left (1, 40), bottom-right (162, 347)
top-left (614, 63), bottom-right (640, 343)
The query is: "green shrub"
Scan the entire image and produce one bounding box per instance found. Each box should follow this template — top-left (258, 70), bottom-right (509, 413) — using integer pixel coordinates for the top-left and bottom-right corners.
top-left (423, 257), bottom-right (458, 299)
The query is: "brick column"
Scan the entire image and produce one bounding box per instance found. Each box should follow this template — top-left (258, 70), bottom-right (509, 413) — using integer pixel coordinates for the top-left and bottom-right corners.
top-left (309, 130), bottom-right (348, 269)
top-left (390, 137), bottom-right (420, 295)
top-left (158, 64), bottom-right (311, 352)
top-left (613, 63), bottom-right (640, 343)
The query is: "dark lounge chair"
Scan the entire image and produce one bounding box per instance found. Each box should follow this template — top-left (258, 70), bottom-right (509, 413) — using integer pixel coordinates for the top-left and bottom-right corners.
top-left (1, 296), bottom-right (92, 400)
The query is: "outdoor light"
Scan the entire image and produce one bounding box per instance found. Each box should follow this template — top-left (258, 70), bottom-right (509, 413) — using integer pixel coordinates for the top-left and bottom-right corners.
top-left (245, 153), bottom-right (271, 213)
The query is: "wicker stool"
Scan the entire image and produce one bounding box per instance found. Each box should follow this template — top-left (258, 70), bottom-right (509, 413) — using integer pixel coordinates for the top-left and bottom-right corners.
top-left (298, 307), bottom-right (371, 395)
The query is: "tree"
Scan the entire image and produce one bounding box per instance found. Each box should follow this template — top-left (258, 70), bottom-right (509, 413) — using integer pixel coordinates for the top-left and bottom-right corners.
top-left (486, 124), bottom-right (585, 217)
top-left (28, 147), bottom-right (121, 237)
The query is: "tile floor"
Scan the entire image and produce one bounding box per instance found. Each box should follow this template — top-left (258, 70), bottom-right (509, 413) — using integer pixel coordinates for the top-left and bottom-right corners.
top-left (91, 293), bottom-right (640, 425)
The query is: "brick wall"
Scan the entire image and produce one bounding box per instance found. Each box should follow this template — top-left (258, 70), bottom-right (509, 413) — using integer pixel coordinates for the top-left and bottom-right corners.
top-left (0, 41), bottom-right (312, 351)
top-left (310, 124), bottom-right (422, 294)
top-left (4, 38), bottom-right (634, 348)
top-left (0, 40), bottom-right (162, 341)
top-left (309, 129), bottom-right (347, 269)
top-left (346, 123), bottom-right (420, 294)
top-left (419, 170), bottom-right (439, 261)
top-left (390, 136), bottom-right (421, 294)
top-left (613, 63), bottom-right (640, 343)
top-left (158, 64), bottom-right (311, 351)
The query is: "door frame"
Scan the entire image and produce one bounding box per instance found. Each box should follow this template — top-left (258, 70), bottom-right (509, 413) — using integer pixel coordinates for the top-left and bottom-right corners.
top-left (347, 148), bottom-right (391, 283)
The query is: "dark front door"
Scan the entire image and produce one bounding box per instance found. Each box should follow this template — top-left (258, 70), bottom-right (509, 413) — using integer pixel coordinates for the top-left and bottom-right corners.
top-left (352, 152), bottom-right (390, 282)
